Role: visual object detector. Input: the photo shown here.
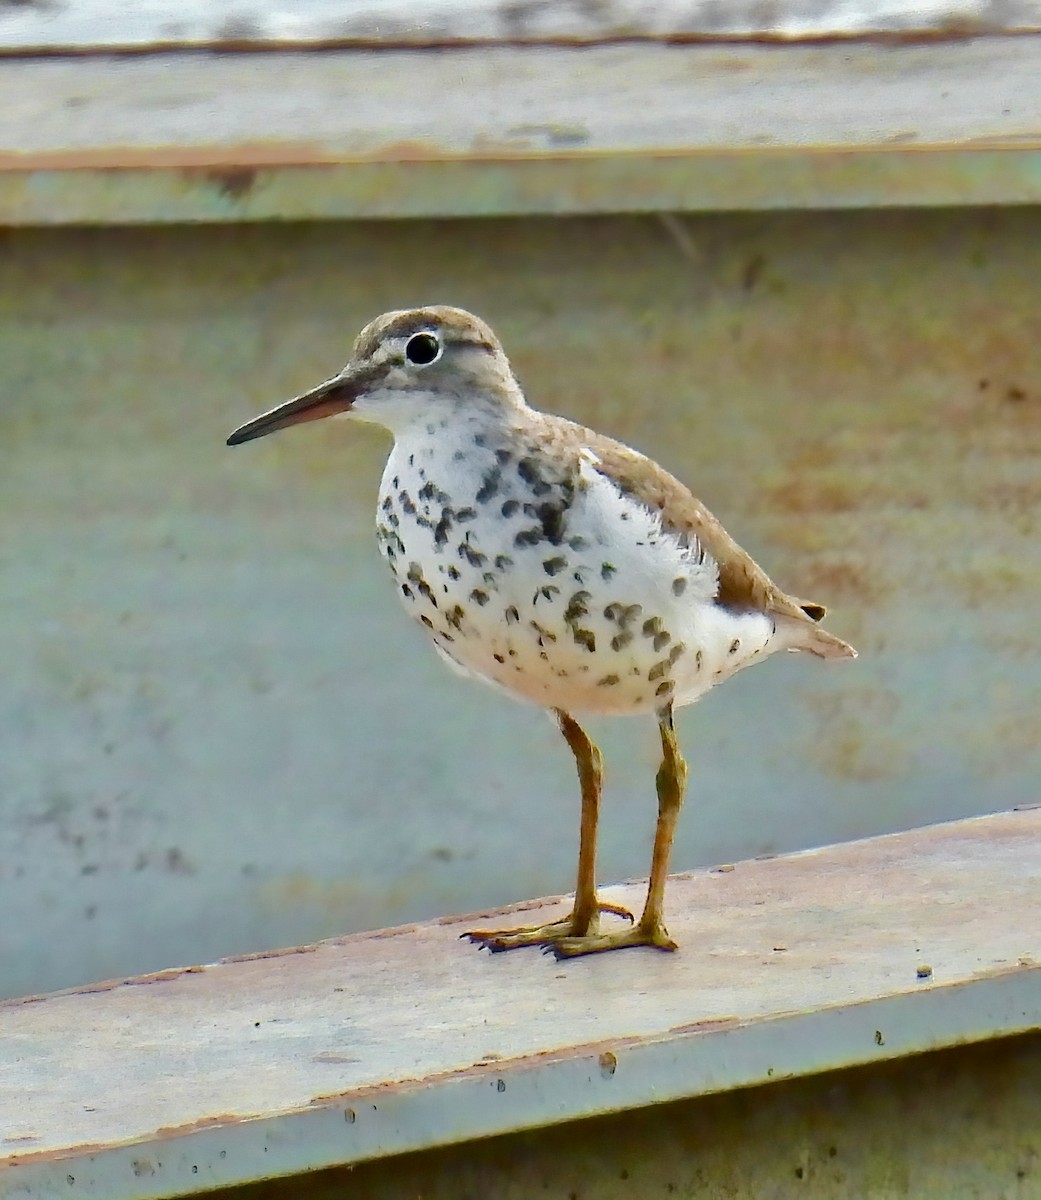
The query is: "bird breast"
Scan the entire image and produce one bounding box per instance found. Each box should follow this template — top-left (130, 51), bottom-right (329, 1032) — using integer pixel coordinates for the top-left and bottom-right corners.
top-left (372, 423), bottom-right (775, 715)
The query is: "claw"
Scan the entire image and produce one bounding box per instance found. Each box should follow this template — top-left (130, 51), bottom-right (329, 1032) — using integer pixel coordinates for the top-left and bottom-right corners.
top-left (462, 901), bottom-right (634, 954)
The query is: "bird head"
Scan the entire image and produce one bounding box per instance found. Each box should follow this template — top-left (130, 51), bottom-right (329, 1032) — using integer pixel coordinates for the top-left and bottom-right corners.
top-left (227, 306), bottom-right (522, 446)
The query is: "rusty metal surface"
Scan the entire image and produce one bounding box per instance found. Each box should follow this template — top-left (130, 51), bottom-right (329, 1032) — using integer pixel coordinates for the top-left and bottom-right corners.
top-left (2, 0), bottom-right (1040, 52)
top-left (2, 209), bottom-right (1041, 1000)
top-left (0, 810), bottom-right (1039, 1199)
top-left (3, 40), bottom-right (1041, 222)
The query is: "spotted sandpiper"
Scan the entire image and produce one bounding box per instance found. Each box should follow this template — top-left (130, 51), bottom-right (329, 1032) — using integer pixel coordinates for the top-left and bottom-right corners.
top-left (228, 306), bottom-right (856, 957)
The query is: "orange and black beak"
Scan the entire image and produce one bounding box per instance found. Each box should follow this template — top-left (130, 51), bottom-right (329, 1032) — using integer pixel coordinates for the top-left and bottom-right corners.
top-left (226, 371), bottom-right (365, 446)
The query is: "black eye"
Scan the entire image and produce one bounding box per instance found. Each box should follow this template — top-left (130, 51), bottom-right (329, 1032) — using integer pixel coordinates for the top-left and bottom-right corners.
top-left (405, 332), bottom-right (442, 366)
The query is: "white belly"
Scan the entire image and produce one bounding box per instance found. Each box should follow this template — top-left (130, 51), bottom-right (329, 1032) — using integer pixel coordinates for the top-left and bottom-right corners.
top-left (374, 430), bottom-right (779, 716)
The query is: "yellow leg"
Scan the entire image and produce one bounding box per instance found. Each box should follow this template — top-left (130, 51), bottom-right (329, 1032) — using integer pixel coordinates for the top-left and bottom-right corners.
top-left (549, 705), bottom-right (688, 958)
top-left (463, 709), bottom-right (632, 953)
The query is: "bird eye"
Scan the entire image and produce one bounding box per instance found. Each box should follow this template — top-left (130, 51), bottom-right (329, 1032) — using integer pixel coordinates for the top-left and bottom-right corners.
top-left (405, 332), bottom-right (442, 366)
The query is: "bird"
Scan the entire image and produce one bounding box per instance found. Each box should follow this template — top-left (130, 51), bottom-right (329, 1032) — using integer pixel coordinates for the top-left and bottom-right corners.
top-left (227, 306), bottom-right (856, 958)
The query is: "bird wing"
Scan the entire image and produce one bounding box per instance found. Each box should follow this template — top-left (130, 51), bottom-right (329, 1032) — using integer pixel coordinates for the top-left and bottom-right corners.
top-left (549, 419), bottom-right (824, 624)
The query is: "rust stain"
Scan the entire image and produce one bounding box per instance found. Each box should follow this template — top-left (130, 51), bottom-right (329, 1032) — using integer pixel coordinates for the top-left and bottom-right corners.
top-left (668, 1017), bottom-right (743, 1035)
top-left (153, 1113), bottom-right (248, 1139)
top-left (766, 477), bottom-right (871, 516)
top-left (0, 965), bottom-right (208, 1010)
top-left (437, 894), bottom-right (569, 927)
top-left (200, 167), bottom-right (257, 200)
top-left (788, 559), bottom-right (889, 607)
top-left (307, 1033), bottom-right (650, 1108)
top-left (799, 685), bottom-right (908, 783)
top-left (1, 24), bottom-right (1039, 61)
top-left (219, 942), bottom-right (320, 964)
top-left (4, 138), bottom-right (1041, 176)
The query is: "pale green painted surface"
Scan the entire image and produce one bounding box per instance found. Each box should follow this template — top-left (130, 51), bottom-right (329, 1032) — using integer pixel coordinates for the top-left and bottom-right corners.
top-left (214, 1034), bottom-right (1041, 1200)
top-left (1, 209), bottom-right (1040, 998)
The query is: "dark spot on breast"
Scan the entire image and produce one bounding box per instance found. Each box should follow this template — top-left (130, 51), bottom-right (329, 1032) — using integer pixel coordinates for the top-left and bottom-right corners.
top-left (668, 644), bottom-right (685, 664)
top-left (573, 629), bottom-right (596, 653)
top-left (495, 448), bottom-right (512, 464)
top-left (538, 585), bottom-right (560, 602)
top-left (622, 604), bottom-right (642, 625)
top-left (568, 536), bottom-right (589, 551)
top-left (458, 542), bottom-right (487, 568)
top-left (493, 653), bottom-right (505, 664)
top-left (672, 576), bottom-right (687, 596)
top-left (418, 480), bottom-right (450, 505)
top-left (505, 605), bottom-right (520, 625)
top-left (475, 468), bottom-right (502, 504)
top-left (440, 631), bottom-right (454, 642)
top-left (494, 554), bottom-right (513, 570)
top-left (399, 491), bottom-right (417, 516)
top-left (381, 495), bottom-right (394, 513)
top-left (452, 450), bottom-right (465, 462)
top-left (455, 506), bottom-right (477, 523)
top-left (482, 571), bottom-right (498, 587)
top-left (563, 591), bottom-right (591, 623)
top-left (653, 631), bottom-right (671, 652)
top-left (729, 638), bottom-right (741, 654)
top-left (474, 433), bottom-right (488, 448)
top-left (401, 584), bottom-right (414, 599)
top-left (517, 457), bottom-right (552, 496)
top-left (696, 649), bottom-right (704, 669)
top-left (434, 511), bottom-right (452, 546)
top-left (447, 565), bottom-right (461, 581)
top-left (514, 527), bottom-right (543, 547)
top-left (470, 589), bottom-right (490, 606)
top-left (610, 631), bottom-right (633, 652)
top-left (406, 562), bottom-right (424, 583)
top-left (501, 499), bottom-right (520, 518)
top-left (643, 617), bottom-right (663, 638)
top-left (420, 614), bottom-right (434, 628)
top-left (601, 562), bottom-right (616, 580)
top-left (543, 556), bottom-right (566, 576)
top-left (530, 620), bottom-right (557, 644)
top-left (536, 502), bottom-right (565, 545)
top-left (648, 661), bottom-right (668, 681)
top-left (655, 680), bottom-right (674, 696)
top-left (391, 476), bottom-right (400, 490)
top-left (446, 605), bottom-right (465, 630)
top-left (597, 674), bottom-right (620, 687)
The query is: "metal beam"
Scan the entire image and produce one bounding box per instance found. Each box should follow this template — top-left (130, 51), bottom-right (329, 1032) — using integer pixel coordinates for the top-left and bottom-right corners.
top-left (3, 39), bottom-right (1041, 223)
top-left (2, 809), bottom-right (1039, 1199)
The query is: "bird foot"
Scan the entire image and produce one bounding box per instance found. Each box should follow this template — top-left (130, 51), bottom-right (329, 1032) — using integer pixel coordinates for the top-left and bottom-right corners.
top-left (546, 919), bottom-right (678, 959)
top-left (462, 901), bottom-right (633, 953)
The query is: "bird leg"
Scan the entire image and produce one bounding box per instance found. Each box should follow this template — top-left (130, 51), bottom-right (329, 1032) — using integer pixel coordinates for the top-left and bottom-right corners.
top-left (547, 705), bottom-right (687, 958)
top-left (463, 709), bottom-right (633, 952)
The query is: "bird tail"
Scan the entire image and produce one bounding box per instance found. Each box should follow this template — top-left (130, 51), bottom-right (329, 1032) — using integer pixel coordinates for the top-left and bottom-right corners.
top-left (773, 605), bottom-right (858, 660)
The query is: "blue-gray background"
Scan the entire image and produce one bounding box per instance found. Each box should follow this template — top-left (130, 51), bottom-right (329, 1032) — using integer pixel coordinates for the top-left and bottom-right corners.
top-left (2, 209), bottom-right (1038, 998)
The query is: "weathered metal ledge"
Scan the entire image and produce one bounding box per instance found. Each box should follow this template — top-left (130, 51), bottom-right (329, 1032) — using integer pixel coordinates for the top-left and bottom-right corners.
top-left (1, 808), bottom-right (1039, 1199)
top-left (3, 37), bottom-right (1041, 224)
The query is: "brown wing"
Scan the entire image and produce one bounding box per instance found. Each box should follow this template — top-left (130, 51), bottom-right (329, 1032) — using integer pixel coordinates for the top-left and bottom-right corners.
top-left (548, 419), bottom-right (823, 623)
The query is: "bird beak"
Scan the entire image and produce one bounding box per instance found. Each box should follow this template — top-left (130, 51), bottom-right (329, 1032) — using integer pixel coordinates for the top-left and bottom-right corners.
top-left (226, 371), bottom-right (361, 446)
